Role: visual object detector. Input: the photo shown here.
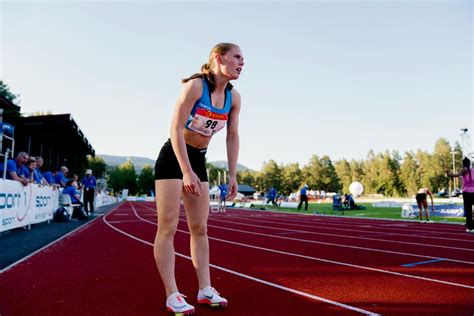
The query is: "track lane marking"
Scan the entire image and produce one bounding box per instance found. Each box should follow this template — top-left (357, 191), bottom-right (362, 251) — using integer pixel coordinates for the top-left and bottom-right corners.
top-left (103, 202), bottom-right (379, 316)
top-left (136, 203), bottom-right (474, 290)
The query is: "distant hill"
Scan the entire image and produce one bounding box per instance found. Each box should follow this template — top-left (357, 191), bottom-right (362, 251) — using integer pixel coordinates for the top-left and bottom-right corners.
top-left (98, 154), bottom-right (155, 172)
top-left (98, 155), bottom-right (251, 173)
top-left (208, 160), bottom-right (251, 172)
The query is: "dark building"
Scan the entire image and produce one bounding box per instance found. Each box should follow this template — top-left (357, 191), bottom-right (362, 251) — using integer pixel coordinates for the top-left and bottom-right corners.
top-left (0, 95), bottom-right (95, 173)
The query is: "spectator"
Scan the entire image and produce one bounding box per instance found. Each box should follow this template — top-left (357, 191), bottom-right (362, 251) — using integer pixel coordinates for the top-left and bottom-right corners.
top-left (0, 151), bottom-right (29, 186)
top-left (63, 179), bottom-right (87, 219)
top-left (54, 166), bottom-right (68, 187)
top-left (26, 157), bottom-right (39, 184)
top-left (35, 157), bottom-right (50, 185)
top-left (82, 169), bottom-right (97, 215)
top-left (43, 167), bottom-right (60, 188)
top-left (63, 179), bottom-right (82, 203)
top-left (297, 184), bottom-right (309, 211)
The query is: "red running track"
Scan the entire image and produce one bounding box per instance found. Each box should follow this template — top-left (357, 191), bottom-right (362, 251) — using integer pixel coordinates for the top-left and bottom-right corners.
top-left (1, 201), bottom-right (473, 315)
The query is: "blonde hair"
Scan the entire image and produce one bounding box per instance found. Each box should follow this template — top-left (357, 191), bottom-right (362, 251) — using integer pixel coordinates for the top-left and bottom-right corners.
top-left (182, 42), bottom-right (239, 93)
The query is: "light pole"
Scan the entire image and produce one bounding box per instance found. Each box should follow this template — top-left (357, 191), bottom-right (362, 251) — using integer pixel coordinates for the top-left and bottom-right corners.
top-left (450, 151), bottom-right (459, 194)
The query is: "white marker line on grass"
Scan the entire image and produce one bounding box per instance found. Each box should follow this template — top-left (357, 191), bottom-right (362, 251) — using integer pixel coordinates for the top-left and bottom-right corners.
top-left (103, 204), bottom-right (379, 316)
top-left (136, 203), bottom-right (474, 289)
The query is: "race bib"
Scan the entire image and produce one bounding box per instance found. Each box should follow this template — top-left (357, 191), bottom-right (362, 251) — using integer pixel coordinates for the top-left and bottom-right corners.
top-left (187, 108), bottom-right (228, 136)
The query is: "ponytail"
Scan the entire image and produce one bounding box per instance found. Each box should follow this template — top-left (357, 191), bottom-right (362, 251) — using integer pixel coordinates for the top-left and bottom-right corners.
top-left (181, 43), bottom-right (237, 93)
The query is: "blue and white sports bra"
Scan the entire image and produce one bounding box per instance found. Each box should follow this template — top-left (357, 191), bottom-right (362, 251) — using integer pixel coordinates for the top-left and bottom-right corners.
top-left (185, 78), bottom-right (232, 137)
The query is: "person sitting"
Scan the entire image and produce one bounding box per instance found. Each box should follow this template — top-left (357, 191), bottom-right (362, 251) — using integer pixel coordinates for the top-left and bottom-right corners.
top-left (43, 167), bottom-right (60, 189)
top-left (34, 157), bottom-right (50, 186)
top-left (26, 157), bottom-right (40, 184)
top-left (63, 179), bottom-right (87, 219)
top-left (0, 151), bottom-right (29, 186)
top-left (54, 166), bottom-right (69, 188)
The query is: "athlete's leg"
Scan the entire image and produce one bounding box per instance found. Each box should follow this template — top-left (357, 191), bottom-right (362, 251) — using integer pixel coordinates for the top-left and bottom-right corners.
top-left (422, 200), bottom-right (429, 220)
top-left (181, 183), bottom-right (211, 289)
top-left (417, 201), bottom-right (423, 220)
top-left (153, 179), bottom-right (183, 297)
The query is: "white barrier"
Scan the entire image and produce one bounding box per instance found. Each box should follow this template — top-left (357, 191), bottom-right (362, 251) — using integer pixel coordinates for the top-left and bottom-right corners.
top-left (0, 179), bottom-right (59, 233)
top-left (95, 192), bottom-right (119, 208)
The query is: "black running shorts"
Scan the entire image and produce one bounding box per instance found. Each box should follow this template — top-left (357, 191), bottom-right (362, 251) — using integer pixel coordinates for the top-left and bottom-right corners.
top-left (154, 139), bottom-right (208, 182)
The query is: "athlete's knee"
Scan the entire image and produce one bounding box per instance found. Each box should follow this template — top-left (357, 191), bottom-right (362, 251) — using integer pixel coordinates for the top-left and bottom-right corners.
top-left (157, 223), bottom-right (178, 239)
top-left (188, 223), bottom-right (208, 236)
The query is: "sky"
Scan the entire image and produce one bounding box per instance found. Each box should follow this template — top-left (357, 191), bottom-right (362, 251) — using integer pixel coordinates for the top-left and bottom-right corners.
top-left (1, 0), bottom-right (472, 170)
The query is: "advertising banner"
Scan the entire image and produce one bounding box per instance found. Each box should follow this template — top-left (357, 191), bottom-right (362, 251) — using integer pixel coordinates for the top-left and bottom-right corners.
top-left (401, 203), bottom-right (464, 218)
top-left (0, 180), bottom-right (59, 232)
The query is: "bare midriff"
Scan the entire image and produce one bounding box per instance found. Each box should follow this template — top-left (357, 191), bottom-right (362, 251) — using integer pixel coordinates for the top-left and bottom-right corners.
top-left (183, 128), bottom-right (212, 149)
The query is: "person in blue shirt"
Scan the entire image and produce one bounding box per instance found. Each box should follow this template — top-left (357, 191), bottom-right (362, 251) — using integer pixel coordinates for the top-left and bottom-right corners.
top-left (297, 184), bottom-right (309, 211)
top-left (54, 166), bottom-right (68, 188)
top-left (42, 166), bottom-right (61, 188)
top-left (266, 187), bottom-right (277, 206)
top-left (82, 169), bottom-right (97, 214)
top-left (0, 151), bottom-right (29, 186)
top-left (34, 157), bottom-right (50, 186)
top-left (63, 179), bottom-right (82, 205)
top-left (218, 183), bottom-right (228, 212)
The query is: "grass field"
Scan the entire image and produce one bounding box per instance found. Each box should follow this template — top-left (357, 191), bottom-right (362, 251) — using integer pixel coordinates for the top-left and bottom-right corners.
top-left (253, 202), bottom-right (466, 224)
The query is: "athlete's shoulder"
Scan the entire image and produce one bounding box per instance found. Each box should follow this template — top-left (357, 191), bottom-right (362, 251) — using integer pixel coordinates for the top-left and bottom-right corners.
top-left (231, 88), bottom-right (241, 106)
top-left (181, 77), bottom-right (203, 100)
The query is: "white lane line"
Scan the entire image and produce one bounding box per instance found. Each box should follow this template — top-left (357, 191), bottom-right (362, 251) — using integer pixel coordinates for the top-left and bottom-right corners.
top-left (208, 216), bottom-right (474, 252)
top-left (136, 203), bottom-right (474, 290)
top-left (222, 208), bottom-right (466, 234)
top-left (103, 203), bottom-right (379, 316)
top-left (0, 203), bottom-right (123, 274)
top-left (142, 204), bottom-right (474, 264)
top-left (212, 213), bottom-right (474, 243)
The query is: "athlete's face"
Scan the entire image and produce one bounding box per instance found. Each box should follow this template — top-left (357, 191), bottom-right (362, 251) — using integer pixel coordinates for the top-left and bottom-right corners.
top-left (218, 47), bottom-right (244, 80)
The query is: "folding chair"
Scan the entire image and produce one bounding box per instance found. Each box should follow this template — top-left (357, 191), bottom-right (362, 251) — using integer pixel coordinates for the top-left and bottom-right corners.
top-left (61, 194), bottom-right (82, 219)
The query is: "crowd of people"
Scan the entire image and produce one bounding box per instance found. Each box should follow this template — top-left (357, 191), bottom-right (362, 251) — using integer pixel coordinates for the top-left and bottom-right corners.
top-left (0, 151), bottom-right (98, 217)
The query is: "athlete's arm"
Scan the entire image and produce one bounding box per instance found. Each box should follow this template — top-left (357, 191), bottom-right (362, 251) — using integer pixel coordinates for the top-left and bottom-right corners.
top-left (428, 190), bottom-right (434, 211)
top-left (226, 89), bottom-right (241, 200)
top-left (170, 79), bottom-right (203, 196)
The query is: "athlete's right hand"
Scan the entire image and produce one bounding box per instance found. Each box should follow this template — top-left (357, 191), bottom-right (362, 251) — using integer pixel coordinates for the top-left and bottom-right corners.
top-left (183, 171), bottom-right (202, 196)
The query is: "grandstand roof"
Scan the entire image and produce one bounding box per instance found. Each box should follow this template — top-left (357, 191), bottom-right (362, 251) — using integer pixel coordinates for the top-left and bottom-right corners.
top-left (14, 114), bottom-right (95, 169)
top-left (0, 95), bottom-right (21, 112)
top-left (238, 184), bottom-right (256, 195)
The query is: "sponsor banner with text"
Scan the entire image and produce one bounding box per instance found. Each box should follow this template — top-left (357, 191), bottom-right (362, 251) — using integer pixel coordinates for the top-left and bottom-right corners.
top-left (0, 180), bottom-right (59, 232)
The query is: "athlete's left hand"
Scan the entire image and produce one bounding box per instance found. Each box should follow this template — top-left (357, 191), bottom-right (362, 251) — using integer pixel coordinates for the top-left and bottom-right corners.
top-left (227, 176), bottom-right (238, 200)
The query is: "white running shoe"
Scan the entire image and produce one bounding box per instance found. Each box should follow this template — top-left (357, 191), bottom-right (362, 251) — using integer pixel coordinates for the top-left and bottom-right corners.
top-left (466, 229), bottom-right (474, 233)
top-left (420, 220), bottom-right (426, 223)
top-left (427, 220), bottom-right (433, 223)
top-left (166, 292), bottom-right (195, 315)
top-left (197, 286), bottom-right (228, 308)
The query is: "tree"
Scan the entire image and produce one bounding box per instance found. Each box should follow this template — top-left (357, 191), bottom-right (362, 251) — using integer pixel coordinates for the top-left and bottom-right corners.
top-left (87, 156), bottom-right (107, 178)
top-left (206, 162), bottom-right (226, 186)
top-left (302, 155), bottom-right (340, 192)
top-left (334, 159), bottom-right (352, 194)
top-left (399, 151), bottom-right (420, 196)
top-left (138, 165), bottom-right (155, 195)
top-left (237, 169), bottom-right (256, 187)
top-left (281, 163), bottom-right (302, 195)
top-left (259, 160), bottom-right (283, 192)
top-left (107, 160), bottom-right (138, 195)
top-left (0, 81), bottom-right (20, 104)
